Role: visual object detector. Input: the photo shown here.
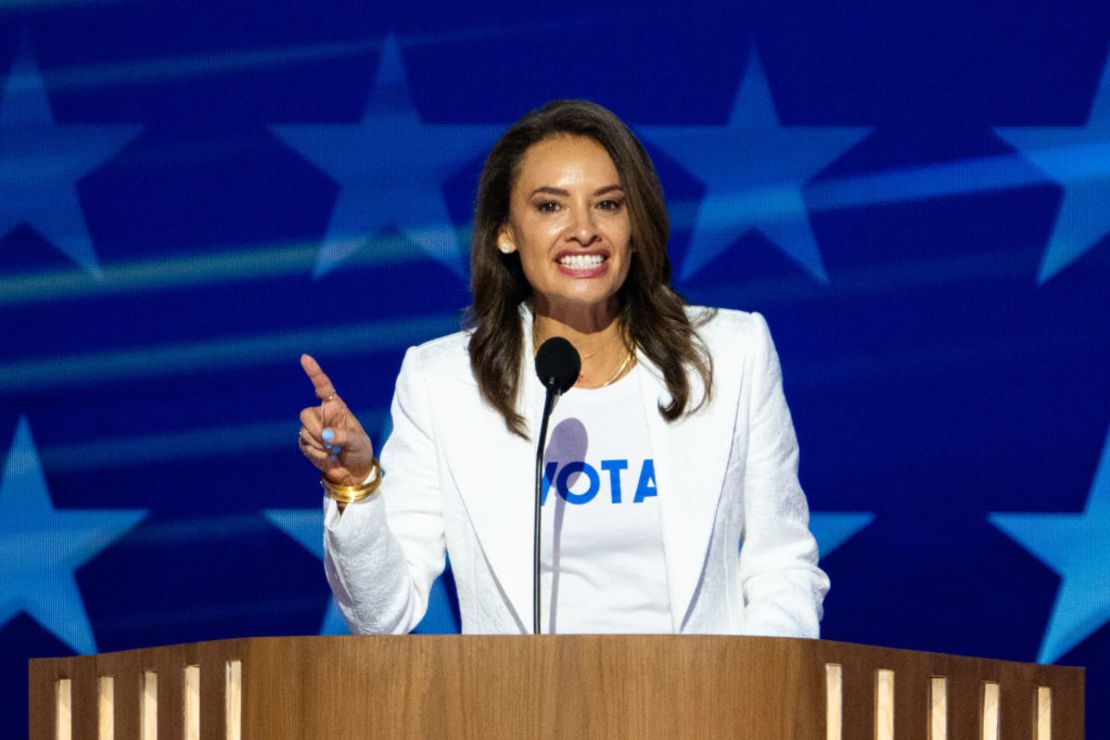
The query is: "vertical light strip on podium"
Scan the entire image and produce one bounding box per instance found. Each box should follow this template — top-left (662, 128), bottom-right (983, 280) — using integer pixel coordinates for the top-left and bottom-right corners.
top-left (140, 671), bottom-right (157, 740)
top-left (875, 669), bottom-right (895, 740)
top-left (98, 675), bottom-right (114, 740)
top-left (226, 659), bottom-right (242, 740)
top-left (825, 663), bottom-right (843, 740)
top-left (930, 676), bottom-right (948, 740)
top-left (981, 681), bottom-right (1000, 740)
top-left (184, 664), bottom-right (200, 740)
top-left (55, 678), bottom-right (71, 740)
top-left (1036, 686), bottom-right (1052, 740)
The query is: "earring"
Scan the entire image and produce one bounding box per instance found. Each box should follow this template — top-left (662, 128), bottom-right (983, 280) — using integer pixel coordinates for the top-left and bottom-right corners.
top-left (498, 242), bottom-right (514, 254)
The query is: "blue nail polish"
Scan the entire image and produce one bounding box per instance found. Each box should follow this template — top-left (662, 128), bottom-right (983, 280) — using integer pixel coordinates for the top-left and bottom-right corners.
top-left (322, 428), bottom-right (335, 442)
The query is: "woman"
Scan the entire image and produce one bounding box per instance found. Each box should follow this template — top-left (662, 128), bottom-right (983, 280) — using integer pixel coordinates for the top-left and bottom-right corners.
top-left (297, 100), bottom-right (829, 636)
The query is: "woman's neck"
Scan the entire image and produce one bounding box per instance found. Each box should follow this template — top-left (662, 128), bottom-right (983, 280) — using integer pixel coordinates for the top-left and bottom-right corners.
top-left (531, 294), bottom-right (618, 333)
top-left (531, 297), bottom-right (633, 388)
top-left (531, 297), bottom-right (620, 351)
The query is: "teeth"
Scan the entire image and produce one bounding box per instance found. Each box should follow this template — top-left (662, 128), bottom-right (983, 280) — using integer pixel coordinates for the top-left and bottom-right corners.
top-left (558, 254), bottom-right (604, 269)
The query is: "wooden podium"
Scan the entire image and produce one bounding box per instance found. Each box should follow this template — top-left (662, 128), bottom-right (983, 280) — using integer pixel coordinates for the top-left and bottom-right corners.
top-left (29, 635), bottom-right (1083, 739)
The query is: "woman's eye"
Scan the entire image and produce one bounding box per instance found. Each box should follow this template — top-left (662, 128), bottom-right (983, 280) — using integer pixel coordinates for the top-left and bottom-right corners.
top-left (535, 201), bottom-right (561, 213)
top-left (598, 199), bottom-right (624, 212)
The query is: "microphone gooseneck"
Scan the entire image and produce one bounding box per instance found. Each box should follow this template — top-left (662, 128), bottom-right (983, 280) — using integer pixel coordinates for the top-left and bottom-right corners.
top-left (532, 337), bottom-right (581, 634)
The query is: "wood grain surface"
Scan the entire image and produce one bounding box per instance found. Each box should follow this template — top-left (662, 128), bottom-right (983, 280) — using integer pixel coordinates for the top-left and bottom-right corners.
top-left (29, 635), bottom-right (1085, 739)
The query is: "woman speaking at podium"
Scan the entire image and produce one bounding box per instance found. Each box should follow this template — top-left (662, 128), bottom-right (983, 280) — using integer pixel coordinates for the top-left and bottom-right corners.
top-left (297, 100), bottom-right (829, 636)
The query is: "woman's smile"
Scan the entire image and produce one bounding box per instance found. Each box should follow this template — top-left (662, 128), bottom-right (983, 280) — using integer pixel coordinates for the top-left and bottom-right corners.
top-left (555, 250), bottom-right (610, 276)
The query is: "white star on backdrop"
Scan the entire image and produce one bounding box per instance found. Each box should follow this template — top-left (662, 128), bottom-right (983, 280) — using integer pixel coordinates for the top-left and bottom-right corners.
top-left (271, 34), bottom-right (500, 280)
top-left (0, 37), bottom-right (141, 278)
top-left (995, 52), bottom-right (1110, 284)
top-left (263, 508), bottom-right (348, 635)
top-left (639, 50), bottom-right (870, 283)
top-left (990, 425), bottom-right (1110, 663)
top-left (810, 511), bottom-right (875, 559)
top-left (0, 416), bottom-right (146, 654)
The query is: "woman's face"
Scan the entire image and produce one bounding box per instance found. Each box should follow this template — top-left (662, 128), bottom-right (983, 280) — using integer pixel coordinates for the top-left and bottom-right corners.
top-left (500, 135), bottom-right (633, 318)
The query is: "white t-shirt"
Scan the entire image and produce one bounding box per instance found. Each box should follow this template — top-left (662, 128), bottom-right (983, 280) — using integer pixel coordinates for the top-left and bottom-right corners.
top-left (539, 363), bottom-right (673, 633)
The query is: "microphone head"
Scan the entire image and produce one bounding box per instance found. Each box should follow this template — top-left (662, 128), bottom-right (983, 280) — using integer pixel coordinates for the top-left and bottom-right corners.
top-left (534, 337), bottom-right (581, 393)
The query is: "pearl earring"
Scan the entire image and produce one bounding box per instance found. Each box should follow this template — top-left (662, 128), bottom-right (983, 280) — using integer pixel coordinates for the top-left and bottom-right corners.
top-left (498, 242), bottom-right (514, 254)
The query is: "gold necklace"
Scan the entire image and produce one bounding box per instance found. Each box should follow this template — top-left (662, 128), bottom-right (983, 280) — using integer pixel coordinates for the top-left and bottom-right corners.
top-left (532, 323), bottom-right (636, 388)
top-left (596, 346), bottom-right (636, 388)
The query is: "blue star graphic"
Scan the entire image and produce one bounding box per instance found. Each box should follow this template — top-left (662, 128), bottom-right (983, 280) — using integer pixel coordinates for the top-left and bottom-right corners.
top-left (810, 511), bottom-right (875, 560)
top-left (989, 426), bottom-right (1110, 663)
top-left (639, 50), bottom-right (870, 283)
top-left (0, 37), bottom-right (141, 278)
top-left (271, 35), bottom-right (500, 280)
top-left (263, 508), bottom-right (348, 635)
top-left (995, 53), bottom-right (1110, 284)
top-left (0, 416), bottom-right (145, 654)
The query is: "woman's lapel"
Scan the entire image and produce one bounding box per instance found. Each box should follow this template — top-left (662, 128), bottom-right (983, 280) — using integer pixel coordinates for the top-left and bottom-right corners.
top-left (639, 352), bottom-right (740, 632)
top-left (434, 312), bottom-right (541, 631)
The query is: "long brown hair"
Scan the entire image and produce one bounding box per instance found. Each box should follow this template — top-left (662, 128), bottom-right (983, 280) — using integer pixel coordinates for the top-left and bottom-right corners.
top-left (467, 99), bottom-right (713, 436)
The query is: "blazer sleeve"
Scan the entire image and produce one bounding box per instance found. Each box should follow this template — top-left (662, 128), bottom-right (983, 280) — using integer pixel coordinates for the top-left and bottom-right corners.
top-left (737, 312), bottom-right (830, 638)
top-left (322, 346), bottom-right (446, 634)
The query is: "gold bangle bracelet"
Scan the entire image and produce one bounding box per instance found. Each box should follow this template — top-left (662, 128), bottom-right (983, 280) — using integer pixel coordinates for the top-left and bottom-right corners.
top-left (320, 459), bottom-right (382, 504)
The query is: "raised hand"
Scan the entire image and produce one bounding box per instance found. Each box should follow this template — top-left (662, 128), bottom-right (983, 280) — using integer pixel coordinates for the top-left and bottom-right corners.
top-left (298, 354), bottom-right (375, 486)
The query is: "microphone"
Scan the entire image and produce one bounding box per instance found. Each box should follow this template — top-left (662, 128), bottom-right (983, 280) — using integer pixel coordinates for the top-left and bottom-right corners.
top-left (535, 337), bottom-right (581, 395)
top-left (532, 337), bottom-right (580, 634)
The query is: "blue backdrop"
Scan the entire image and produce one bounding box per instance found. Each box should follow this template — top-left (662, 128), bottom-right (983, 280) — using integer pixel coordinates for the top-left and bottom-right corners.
top-left (2, 1), bottom-right (1108, 735)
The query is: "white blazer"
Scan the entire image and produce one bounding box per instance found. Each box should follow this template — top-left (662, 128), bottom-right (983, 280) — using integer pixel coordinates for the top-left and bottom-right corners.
top-left (323, 307), bottom-right (829, 637)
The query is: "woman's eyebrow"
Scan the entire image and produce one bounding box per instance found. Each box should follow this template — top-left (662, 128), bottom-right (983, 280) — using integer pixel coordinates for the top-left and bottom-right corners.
top-left (529, 186), bottom-right (569, 198)
top-left (527, 184), bottom-right (623, 198)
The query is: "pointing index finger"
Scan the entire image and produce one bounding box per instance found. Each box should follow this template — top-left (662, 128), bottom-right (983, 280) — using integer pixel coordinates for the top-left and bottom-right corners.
top-left (300, 354), bottom-right (337, 401)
